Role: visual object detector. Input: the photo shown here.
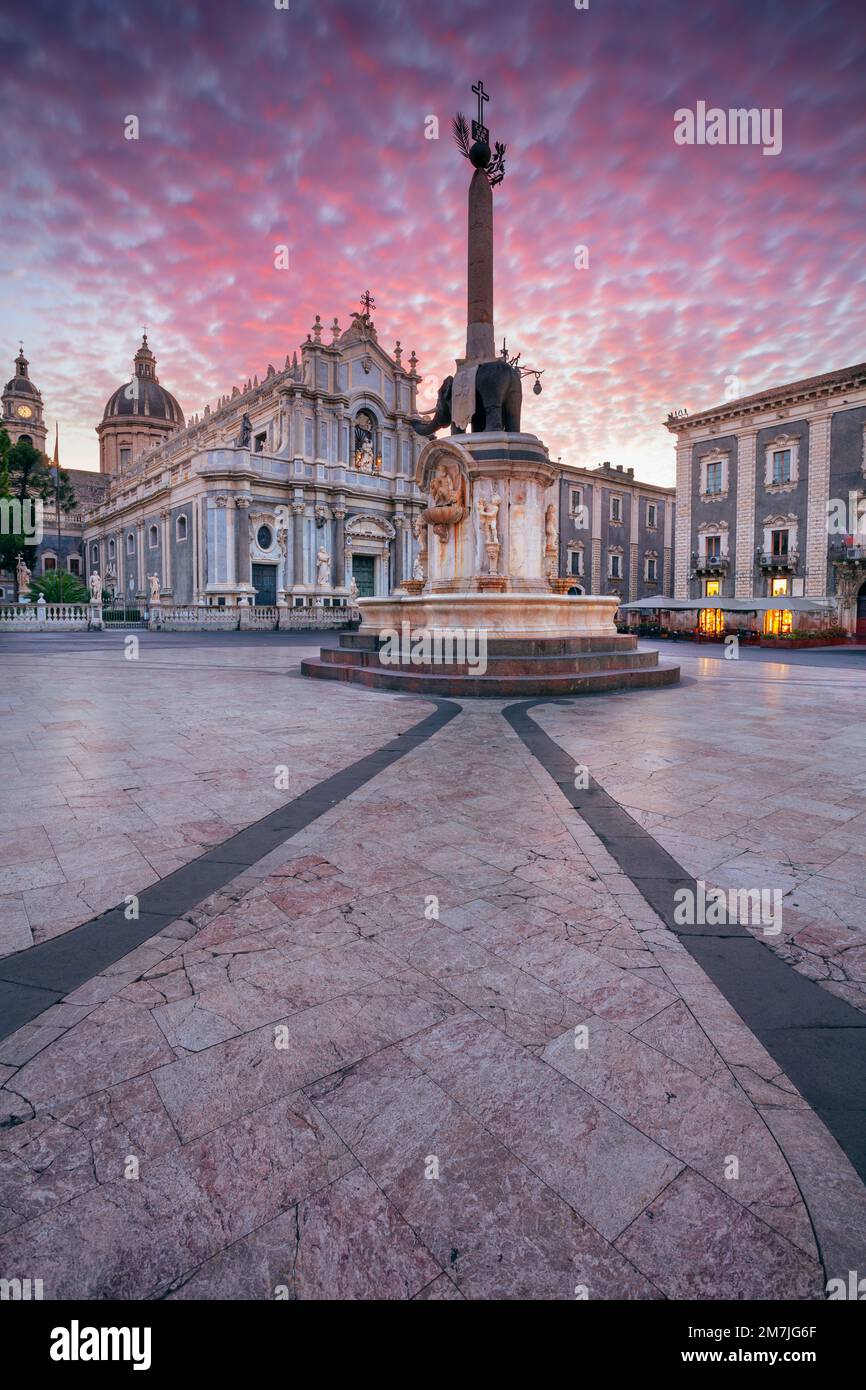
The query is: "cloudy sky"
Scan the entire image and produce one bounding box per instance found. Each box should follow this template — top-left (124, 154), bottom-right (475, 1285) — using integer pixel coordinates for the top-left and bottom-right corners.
top-left (2, 0), bottom-right (865, 480)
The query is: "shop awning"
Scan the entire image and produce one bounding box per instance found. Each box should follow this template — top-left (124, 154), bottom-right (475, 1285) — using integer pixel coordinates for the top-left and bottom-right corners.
top-left (619, 595), bottom-right (837, 613)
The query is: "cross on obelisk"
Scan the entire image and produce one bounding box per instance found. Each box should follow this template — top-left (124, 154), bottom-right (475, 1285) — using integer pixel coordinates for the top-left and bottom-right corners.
top-left (471, 79), bottom-right (489, 142)
top-left (466, 82), bottom-right (495, 364)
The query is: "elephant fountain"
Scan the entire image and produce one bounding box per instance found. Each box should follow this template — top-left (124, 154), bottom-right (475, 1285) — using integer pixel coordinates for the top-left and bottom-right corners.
top-left (412, 359), bottom-right (522, 437)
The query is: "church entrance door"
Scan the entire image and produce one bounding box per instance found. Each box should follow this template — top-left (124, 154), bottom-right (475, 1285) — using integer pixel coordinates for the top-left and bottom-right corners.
top-left (352, 554), bottom-right (375, 597)
top-left (252, 563), bottom-right (277, 606)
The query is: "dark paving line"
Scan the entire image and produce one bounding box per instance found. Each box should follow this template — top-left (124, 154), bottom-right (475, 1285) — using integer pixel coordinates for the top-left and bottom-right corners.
top-left (0, 698), bottom-right (461, 1043)
top-left (504, 699), bottom-right (866, 1186)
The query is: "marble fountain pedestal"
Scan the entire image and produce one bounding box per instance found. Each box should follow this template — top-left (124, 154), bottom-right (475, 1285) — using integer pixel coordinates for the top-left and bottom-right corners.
top-left (302, 431), bottom-right (680, 697)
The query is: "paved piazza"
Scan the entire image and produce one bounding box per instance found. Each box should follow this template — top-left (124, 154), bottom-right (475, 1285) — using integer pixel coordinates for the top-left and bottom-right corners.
top-left (1, 631), bottom-right (865, 1300)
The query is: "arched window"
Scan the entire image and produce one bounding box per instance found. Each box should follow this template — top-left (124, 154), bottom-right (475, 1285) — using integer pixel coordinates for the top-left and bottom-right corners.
top-left (126, 532), bottom-right (135, 555)
top-left (91, 544), bottom-right (99, 565)
top-left (108, 538), bottom-right (116, 560)
top-left (176, 514), bottom-right (188, 542)
top-left (149, 524), bottom-right (159, 549)
top-left (68, 556), bottom-right (81, 576)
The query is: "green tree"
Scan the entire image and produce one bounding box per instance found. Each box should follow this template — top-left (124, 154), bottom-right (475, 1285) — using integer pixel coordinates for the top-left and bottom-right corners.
top-left (3, 438), bottom-right (79, 599)
top-left (28, 571), bottom-right (89, 605)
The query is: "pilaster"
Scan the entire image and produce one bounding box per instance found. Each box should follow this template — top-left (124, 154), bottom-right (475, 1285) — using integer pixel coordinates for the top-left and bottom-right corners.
top-left (805, 412), bottom-right (832, 596)
top-left (734, 429), bottom-right (757, 597)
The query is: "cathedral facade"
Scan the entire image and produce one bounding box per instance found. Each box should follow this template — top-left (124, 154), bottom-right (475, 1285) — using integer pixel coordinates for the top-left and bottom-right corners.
top-left (82, 301), bottom-right (426, 608)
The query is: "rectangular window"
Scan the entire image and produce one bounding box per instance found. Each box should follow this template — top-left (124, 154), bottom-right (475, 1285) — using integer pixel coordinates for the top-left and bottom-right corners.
top-left (119, 447), bottom-right (131, 469)
top-left (610, 553), bottom-right (622, 578)
top-left (254, 432), bottom-right (266, 454)
top-left (772, 449), bottom-right (791, 484)
top-left (646, 557), bottom-right (657, 581)
top-left (44, 556), bottom-right (56, 571)
top-left (705, 578), bottom-right (720, 597)
top-left (647, 503), bottom-right (657, 528)
top-left (705, 461), bottom-right (722, 494)
top-left (771, 528), bottom-right (789, 557)
top-left (610, 495), bottom-right (622, 523)
top-left (705, 534), bottom-right (721, 560)
top-left (304, 419), bottom-right (313, 457)
top-left (570, 487), bottom-right (583, 514)
top-left (402, 439), bottom-right (411, 474)
top-left (569, 550), bottom-right (583, 577)
top-left (771, 576), bottom-right (789, 596)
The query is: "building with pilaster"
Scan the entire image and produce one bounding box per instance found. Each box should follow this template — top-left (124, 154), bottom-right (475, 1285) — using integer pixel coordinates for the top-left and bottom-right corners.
top-left (82, 301), bottom-right (426, 608)
top-left (557, 461), bottom-right (676, 604)
top-left (667, 361), bottom-right (866, 636)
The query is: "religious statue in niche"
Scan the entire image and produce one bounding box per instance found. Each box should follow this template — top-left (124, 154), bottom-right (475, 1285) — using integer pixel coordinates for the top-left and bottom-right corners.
top-left (354, 410), bottom-right (381, 473)
top-left (237, 413), bottom-right (252, 449)
top-left (418, 458), bottom-right (468, 542)
top-left (316, 547), bottom-right (332, 587)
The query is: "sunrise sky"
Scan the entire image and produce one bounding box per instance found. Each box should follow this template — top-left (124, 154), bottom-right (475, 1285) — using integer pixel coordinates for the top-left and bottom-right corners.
top-left (2, 0), bottom-right (865, 482)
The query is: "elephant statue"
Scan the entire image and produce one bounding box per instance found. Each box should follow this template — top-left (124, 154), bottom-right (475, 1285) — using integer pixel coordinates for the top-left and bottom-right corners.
top-left (412, 360), bottom-right (522, 437)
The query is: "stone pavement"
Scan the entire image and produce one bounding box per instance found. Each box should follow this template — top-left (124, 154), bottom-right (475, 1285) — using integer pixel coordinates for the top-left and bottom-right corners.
top-left (1, 633), bottom-right (865, 1300)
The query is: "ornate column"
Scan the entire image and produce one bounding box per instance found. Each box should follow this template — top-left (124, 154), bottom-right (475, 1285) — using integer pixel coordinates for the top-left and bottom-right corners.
top-left (392, 517), bottom-right (404, 590)
top-left (160, 507), bottom-right (172, 595)
top-left (805, 412), bottom-right (832, 596)
top-left (734, 429), bottom-right (757, 597)
top-left (136, 519), bottom-right (146, 597)
top-left (292, 502), bottom-right (306, 586)
top-left (333, 507), bottom-right (346, 587)
top-left (235, 495), bottom-right (253, 601)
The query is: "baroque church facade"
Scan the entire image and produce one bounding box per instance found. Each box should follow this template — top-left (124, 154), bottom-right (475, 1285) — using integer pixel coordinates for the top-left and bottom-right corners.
top-left (82, 299), bottom-right (426, 608)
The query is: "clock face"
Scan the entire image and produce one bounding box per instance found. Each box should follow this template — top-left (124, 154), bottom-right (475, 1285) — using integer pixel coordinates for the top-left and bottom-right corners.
top-left (16, 404), bottom-right (33, 419)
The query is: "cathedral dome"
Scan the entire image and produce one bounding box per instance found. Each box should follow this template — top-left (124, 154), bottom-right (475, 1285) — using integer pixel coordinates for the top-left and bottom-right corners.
top-left (101, 334), bottom-right (184, 426)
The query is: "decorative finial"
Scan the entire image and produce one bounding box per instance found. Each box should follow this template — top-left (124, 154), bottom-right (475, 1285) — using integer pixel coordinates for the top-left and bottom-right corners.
top-left (360, 289), bottom-right (376, 317)
top-left (409, 350), bottom-right (418, 374)
top-left (331, 316), bottom-right (341, 342)
top-left (312, 314), bottom-right (323, 343)
top-left (394, 340), bottom-right (402, 366)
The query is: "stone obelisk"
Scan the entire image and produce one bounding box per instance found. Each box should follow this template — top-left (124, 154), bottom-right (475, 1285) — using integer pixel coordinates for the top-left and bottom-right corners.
top-left (466, 168), bottom-right (495, 363)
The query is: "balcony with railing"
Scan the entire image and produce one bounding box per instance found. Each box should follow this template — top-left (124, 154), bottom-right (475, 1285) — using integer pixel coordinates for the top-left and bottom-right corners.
top-left (691, 551), bottom-right (729, 577)
top-left (757, 547), bottom-right (799, 573)
top-left (828, 537), bottom-right (866, 564)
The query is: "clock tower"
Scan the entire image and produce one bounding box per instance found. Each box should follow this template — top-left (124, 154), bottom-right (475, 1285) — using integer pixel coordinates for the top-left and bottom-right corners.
top-left (2, 346), bottom-right (48, 453)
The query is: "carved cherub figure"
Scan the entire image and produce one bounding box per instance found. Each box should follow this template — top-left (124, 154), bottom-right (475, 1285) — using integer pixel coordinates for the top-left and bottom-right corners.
top-left (477, 492), bottom-right (501, 546)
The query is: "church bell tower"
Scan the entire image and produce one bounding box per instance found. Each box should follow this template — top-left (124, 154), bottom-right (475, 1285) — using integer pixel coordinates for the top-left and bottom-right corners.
top-left (2, 346), bottom-right (48, 452)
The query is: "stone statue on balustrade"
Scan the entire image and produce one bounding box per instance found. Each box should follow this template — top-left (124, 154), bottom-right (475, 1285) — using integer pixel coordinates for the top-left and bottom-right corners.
top-left (89, 571), bottom-right (103, 603)
top-left (148, 573), bottom-right (161, 603)
top-left (16, 554), bottom-right (31, 598)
